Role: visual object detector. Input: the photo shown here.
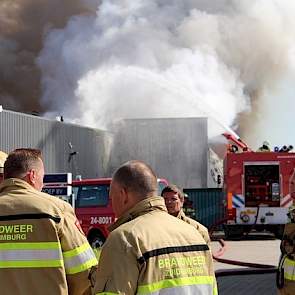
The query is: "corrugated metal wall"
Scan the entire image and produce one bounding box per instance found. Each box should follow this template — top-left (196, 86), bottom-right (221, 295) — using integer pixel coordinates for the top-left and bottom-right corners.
top-left (0, 110), bottom-right (110, 178)
top-left (109, 118), bottom-right (208, 188)
top-left (0, 111), bottom-right (212, 186)
top-left (183, 188), bottom-right (225, 228)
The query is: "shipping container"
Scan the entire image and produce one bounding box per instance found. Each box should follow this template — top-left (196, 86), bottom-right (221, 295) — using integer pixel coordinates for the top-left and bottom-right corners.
top-left (183, 188), bottom-right (225, 229)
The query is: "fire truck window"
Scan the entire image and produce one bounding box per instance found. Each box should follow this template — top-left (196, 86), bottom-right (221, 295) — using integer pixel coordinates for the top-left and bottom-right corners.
top-left (76, 185), bottom-right (109, 207)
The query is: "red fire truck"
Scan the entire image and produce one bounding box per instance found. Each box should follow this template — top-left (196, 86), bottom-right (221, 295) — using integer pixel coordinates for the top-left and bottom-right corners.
top-left (222, 133), bottom-right (295, 239)
top-left (72, 178), bottom-right (169, 248)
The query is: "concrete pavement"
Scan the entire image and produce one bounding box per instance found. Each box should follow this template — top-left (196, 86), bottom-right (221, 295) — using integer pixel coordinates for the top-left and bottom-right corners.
top-left (212, 238), bottom-right (281, 270)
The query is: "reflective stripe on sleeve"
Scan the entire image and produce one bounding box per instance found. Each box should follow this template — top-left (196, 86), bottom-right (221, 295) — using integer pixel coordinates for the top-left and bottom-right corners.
top-left (139, 284), bottom-right (212, 295)
top-left (283, 257), bottom-right (295, 281)
top-left (137, 276), bottom-right (216, 295)
top-left (0, 242), bottom-right (63, 268)
top-left (63, 243), bottom-right (98, 274)
top-left (0, 242), bottom-right (61, 250)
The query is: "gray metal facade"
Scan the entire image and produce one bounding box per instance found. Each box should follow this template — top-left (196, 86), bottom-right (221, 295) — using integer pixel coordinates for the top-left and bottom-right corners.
top-left (109, 118), bottom-right (209, 188)
top-left (0, 109), bottom-right (109, 178)
top-left (0, 111), bottom-right (210, 188)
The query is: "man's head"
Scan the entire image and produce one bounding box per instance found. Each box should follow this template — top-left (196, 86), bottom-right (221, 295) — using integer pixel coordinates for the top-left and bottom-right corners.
top-left (161, 184), bottom-right (184, 216)
top-left (4, 148), bottom-right (44, 191)
top-left (0, 151), bottom-right (8, 182)
top-left (110, 160), bottom-right (158, 218)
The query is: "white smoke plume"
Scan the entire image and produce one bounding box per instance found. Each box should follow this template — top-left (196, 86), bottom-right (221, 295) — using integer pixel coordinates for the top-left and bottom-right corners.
top-left (38, 0), bottom-right (249, 138)
top-left (2, 0), bottom-right (295, 149)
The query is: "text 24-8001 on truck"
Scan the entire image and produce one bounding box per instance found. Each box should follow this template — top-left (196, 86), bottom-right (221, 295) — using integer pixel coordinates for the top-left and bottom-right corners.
top-left (72, 178), bottom-right (169, 249)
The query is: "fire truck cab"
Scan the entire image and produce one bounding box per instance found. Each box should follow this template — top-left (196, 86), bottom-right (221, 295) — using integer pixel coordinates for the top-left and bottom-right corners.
top-left (223, 133), bottom-right (295, 239)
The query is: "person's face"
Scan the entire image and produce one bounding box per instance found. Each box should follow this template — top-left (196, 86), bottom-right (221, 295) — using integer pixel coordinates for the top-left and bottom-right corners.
top-left (110, 180), bottom-right (126, 218)
top-left (163, 191), bottom-right (183, 216)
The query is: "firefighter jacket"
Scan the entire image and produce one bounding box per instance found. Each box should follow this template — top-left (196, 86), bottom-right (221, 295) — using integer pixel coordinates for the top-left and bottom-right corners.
top-left (278, 222), bottom-right (295, 294)
top-left (177, 209), bottom-right (211, 247)
top-left (0, 178), bottom-right (98, 295)
top-left (94, 196), bottom-right (217, 295)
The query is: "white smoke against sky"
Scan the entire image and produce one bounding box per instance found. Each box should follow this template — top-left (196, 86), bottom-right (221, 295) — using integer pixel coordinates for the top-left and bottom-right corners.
top-left (38, 0), bottom-right (295, 145)
top-left (246, 46), bottom-right (295, 149)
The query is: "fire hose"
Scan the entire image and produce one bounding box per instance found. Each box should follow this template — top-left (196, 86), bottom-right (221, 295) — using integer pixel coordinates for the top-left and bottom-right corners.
top-left (209, 218), bottom-right (278, 276)
top-left (211, 237), bottom-right (279, 288)
top-left (212, 238), bottom-right (276, 269)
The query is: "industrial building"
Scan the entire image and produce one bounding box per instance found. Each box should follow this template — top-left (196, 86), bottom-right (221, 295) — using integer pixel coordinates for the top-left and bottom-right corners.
top-left (0, 108), bottom-right (222, 188)
top-left (0, 108), bottom-right (109, 178)
top-left (108, 117), bottom-right (220, 188)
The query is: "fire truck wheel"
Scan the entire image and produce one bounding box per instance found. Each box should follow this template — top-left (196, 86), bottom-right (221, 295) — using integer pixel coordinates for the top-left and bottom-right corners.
top-left (223, 224), bottom-right (244, 240)
top-left (88, 232), bottom-right (106, 249)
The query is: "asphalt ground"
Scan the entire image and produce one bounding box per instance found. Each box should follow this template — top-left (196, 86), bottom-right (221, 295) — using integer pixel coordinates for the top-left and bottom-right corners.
top-left (216, 272), bottom-right (277, 295)
top-left (211, 232), bottom-right (280, 294)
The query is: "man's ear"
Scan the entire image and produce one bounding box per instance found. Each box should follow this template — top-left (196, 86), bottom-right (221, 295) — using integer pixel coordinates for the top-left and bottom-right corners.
top-left (27, 169), bottom-right (36, 186)
top-left (121, 187), bottom-right (129, 205)
top-left (179, 194), bottom-right (185, 205)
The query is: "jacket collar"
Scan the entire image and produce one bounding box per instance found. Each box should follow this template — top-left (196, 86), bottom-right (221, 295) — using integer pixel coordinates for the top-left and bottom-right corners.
top-left (109, 196), bottom-right (167, 232)
top-left (0, 178), bottom-right (36, 194)
top-left (177, 209), bottom-right (186, 220)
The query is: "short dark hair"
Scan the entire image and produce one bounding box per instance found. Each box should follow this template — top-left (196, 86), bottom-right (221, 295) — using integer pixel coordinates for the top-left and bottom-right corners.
top-left (113, 160), bottom-right (157, 199)
top-left (4, 148), bottom-right (43, 179)
top-left (161, 184), bottom-right (184, 199)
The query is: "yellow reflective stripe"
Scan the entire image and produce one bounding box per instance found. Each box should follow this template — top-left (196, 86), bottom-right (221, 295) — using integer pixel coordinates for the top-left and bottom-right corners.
top-left (214, 285), bottom-right (218, 295)
top-left (0, 242), bottom-right (63, 269)
top-left (66, 257), bottom-right (98, 274)
top-left (283, 257), bottom-right (295, 280)
top-left (63, 243), bottom-right (89, 258)
top-left (137, 275), bottom-right (214, 294)
top-left (63, 243), bottom-right (98, 274)
top-left (284, 273), bottom-right (295, 280)
top-left (285, 257), bottom-right (295, 266)
top-left (0, 259), bottom-right (63, 268)
top-left (0, 242), bottom-right (60, 250)
top-left (213, 277), bottom-right (218, 295)
top-left (93, 248), bottom-right (101, 261)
